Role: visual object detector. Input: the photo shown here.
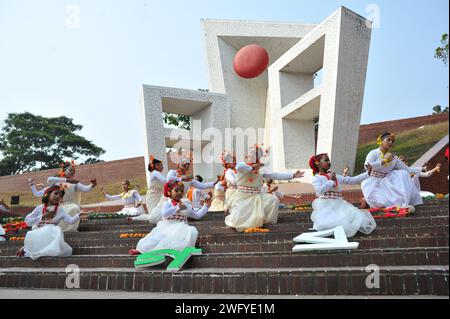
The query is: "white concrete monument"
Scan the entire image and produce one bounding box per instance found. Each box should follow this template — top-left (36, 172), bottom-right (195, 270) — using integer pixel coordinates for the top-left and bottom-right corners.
top-left (140, 6), bottom-right (372, 184)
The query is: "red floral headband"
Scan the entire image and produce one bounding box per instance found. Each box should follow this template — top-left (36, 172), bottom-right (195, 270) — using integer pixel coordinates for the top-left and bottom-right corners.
top-left (163, 179), bottom-right (184, 197)
top-left (309, 153), bottom-right (328, 175)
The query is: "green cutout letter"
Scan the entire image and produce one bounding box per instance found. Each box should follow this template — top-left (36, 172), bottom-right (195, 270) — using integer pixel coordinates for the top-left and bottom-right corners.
top-left (134, 247), bottom-right (202, 271)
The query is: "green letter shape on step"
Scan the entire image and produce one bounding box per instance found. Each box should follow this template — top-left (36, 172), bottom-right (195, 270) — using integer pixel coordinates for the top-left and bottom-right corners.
top-left (134, 247), bottom-right (202, 271)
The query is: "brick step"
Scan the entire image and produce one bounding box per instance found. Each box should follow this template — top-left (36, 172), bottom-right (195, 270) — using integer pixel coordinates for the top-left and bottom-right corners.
top-left (85, 205), bottom-right (449, 221)
top-left (3, 224), bottom-right (448, 248)
top-left (76, 202), bottom-right (449, 225)
top-left (0, 247), bottom-right (447, 269)
top-left (1, 233), bottom-right (448, 256)
top-left (74, 215), bottom-right (450, 233)
top-left (0, 266), bottom-right (447, 295)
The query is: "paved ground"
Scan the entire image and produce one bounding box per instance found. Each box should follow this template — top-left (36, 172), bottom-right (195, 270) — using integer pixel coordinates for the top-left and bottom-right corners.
top-left (0, 289), bottom-right (446, 299)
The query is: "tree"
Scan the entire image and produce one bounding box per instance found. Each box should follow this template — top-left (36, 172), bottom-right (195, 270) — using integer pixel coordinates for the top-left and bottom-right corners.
top-left (163, 113), bottom-right (191, 130)
top-left (0, 112), bottom-right (105, 175)
top-left (432, 105), bottom-right (449, 114)
top-left (435, 33), bottom-right (449, 65)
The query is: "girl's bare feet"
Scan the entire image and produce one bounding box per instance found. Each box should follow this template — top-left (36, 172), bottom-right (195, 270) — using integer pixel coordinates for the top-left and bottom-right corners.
top-left (16, 247), bottom-right (25, 257)
top-left (128, 249), bottom-right (141, 256)
top-left (360, 197), bottom-right (369, 209)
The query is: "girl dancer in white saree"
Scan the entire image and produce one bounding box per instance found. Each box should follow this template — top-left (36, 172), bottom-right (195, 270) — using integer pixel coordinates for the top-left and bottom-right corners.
top-left (47, 161), bottom-right (96, 232)
top-left (309, 153), bottom-right (377, 237)
top-left (209, 179), bottom-right (226, 212)
top-left (221, 151), bottom-right (237, 214)
top-left (226, 145), bottom-right (304, 232)
top-left (130, 156), bottom-right (167, 223)
top-left (129, 179), bottom-right (212, 255)
top-left (166, 156), bottom-right (218, 198)
top-left (16, 186), bottom-right (89, 259)
top-left (101, 180), bottom-right (145, 216)
top-left (361, 132), bottom-right (425, 208)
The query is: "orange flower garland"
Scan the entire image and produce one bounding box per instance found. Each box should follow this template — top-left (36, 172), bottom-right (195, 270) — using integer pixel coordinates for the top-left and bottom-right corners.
top-left (119, 233), bottom-right (147, 238)
top-left (244, 227), bottom-right (269, 233)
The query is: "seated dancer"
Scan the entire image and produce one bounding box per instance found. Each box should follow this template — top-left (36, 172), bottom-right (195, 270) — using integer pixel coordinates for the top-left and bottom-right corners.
top-left (261, 178), bottom-right (301, 200)
top-left (129, 179), bottom-right (212, 255)
top-left (101, 180), bottom-right (145, 216)
top-left (131, 155), bottom-right (167, 223)
top-left (309, 153), bottom-right (377, 237)
top-left (16, 185), bottom-right (89, 259)
top-left (27, 177), bottom-right (47, 197)
top-left (47, 160), bottom-right (97, 232)
top-left (209, 177), bottom-right (226, 212)
top-left (226, 145), bottom-right (304, 232)
top-left (399, 156), bottom-right (442, 195)
top-left (222, 151), bottom-right (237, 214)
top-left (166, 155), bottom-right (218, 197)
top-left (361, 132), bottom-right (425, 208)
top-left (187, 175), bottom-right (211, 211)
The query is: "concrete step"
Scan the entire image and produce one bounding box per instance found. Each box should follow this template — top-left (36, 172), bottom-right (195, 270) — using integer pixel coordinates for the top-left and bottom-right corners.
top-left (2, 224), bottom-right (448, 250)
top-left (0, 247), bottom-right (447, 269)
top-left (1, 234), bottom-right (448, 256)
top-left (0, 266), bottom-right (447, 295)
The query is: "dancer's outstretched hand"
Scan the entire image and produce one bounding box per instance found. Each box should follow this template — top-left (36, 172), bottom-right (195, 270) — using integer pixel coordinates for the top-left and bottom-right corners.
top-left (329, 172), bottom-right (337, 181)
top-left (204, 193), bottom-right (213, 207)
top-left (79, 210), bottom-right (92, 220)
top-left (252, 163), bottom-right (264, 171)
top-left (293, 170), bottom-right (304, 178)
top-left (434, 163), bottom-right (442, 174)
top-left (343, 166), bottom-right (350, 177)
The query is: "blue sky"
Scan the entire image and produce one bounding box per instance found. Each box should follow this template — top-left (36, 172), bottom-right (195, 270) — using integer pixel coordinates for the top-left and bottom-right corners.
top-left (0, 0), bottom-right (448, 161)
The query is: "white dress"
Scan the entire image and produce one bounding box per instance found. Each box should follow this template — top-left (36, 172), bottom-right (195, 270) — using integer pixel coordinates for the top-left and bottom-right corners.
top-left (210, 183), bottom-right (225, 212)
top-left (133, 171), bottom-right (167, 223)
top-left (225, 163), bottom-right (294, 232)
top-left (166, 169), bottom-right (215, 198)
top-left (311, 173), bottom-right (377, 237)
top-left (23, 205), bottom-right (80, 260)
top-left (136, 199), bottom-right (209, 253)
top-left (361, 149), bottom-right (423, 208)
top-left (224, 168), bottom-right (237, 210)
top-left (104, 190), bottom-right (145, 216)
top-left (47, 177), bottom-right (94, 232)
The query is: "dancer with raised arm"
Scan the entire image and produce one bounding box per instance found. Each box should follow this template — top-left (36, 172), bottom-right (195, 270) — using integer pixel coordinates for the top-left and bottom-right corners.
top-left (226, 145), bottom-right (304, 232)
top-left (309, 153), bottom-right (377, 237)
top-left (101, 180), bottom-right (145, 216)
top-left (128, 179), bottom-right (212, 255)
top-left (47, 160), bottom-right (96, 232)
top-left (361, 132), bottom-right (425, 208)
top-left (16, 185), bottom-right (90, 259)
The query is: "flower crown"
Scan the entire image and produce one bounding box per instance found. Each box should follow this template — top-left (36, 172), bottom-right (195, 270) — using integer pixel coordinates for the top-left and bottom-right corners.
top-left (376, 133), bottom-right (395, 146)
top-left (220, 150), bottom-right (236, 166)
top-left (58, 160), bottom-right (76, 177)
top-left (245, 144), bottom-right (269, 163)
